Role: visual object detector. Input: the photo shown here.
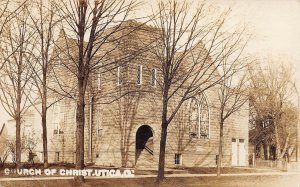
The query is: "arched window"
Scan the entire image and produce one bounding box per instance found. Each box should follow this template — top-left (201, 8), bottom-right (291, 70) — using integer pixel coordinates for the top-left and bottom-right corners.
top-left (189, 93), bottom-right (210, 139)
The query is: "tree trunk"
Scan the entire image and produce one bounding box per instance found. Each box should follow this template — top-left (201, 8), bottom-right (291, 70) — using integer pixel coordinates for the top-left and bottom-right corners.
top-left (157, 89), bottom-right (169, 183)
top-left (42, 91), bottom-right (48, 168)
top-left (15, 73), bottom-right (22, 166)
top-left (263, 143), bottom-right (269, 160)
top-left (279, 136), bottom-right (290, 159)
top-left (217, 121), bottom-right (224, 177)
top-left (15, 115), bottom-right (21, 166)
top-left (274, 122), bottom-right (281, 160)
top-left (74, 6), bottom-right (88, 181)
top-left (40, 62), bottom-right (49, 168)
top-left (75, 77), bottom-right (85, 182)
top-left (157, 122), bottom-right (168, 182)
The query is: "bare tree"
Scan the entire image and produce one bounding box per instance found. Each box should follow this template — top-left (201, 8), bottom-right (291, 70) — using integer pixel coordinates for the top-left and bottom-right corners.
top-left (53, 0), bottom-right (139, 182)
top-left (215, 61), bottom-right (249, 177)
top-left (149, 0), bottom-right (248, 182)
top-left (0, 1), bottom-right (29, 70)
top-left (249, 61), bottom-right (298, 161)
top-left (26, 0), bottom-right (61, 168)
top-left (0, 2), bottom-right (36, 166)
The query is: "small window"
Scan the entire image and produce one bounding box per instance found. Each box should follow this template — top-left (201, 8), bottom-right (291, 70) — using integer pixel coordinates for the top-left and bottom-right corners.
top-left (215, 155), bottom-right (219, 165)
top-left (239, 139), bottom-right (244, 143)
top-left (232, 138), bottom-right (236, 142)
top-left (55, 152), bottom-right (60, 162)
top-left (97, 73), bottom-right (101, 90)
top-left (137, 65), bottom-right (142, 85)
top-left (151, 68), bottom-right (157, 87)
top-left (117, 66), bottom-right (122, 86)
top-left (174, 153), bottom-right (182, 165)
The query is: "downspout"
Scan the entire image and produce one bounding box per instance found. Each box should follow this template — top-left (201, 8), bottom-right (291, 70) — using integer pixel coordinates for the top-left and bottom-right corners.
top-left (89, 96), bottom-right (94, 163)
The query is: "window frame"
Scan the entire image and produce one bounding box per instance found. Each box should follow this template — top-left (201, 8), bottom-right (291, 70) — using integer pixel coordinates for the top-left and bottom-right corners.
top-left (174, 153), bottom-right (182, 165)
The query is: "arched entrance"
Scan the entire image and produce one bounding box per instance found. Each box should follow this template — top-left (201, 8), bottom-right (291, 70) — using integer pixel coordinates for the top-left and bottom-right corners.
top-left (135, 125), bottom-right (154, 167)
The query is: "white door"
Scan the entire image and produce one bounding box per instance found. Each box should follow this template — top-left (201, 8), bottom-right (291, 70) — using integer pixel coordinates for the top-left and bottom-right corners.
top-left (231, 138), bottom-right (238, 166)
top-left (238, 139), bottom-right (246, 166)
top-left (232, 138), bottom-right (246, 166)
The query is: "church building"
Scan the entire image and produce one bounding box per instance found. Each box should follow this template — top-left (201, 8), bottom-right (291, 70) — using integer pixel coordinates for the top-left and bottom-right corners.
top-left (16, 21), bottom-right (249, 169)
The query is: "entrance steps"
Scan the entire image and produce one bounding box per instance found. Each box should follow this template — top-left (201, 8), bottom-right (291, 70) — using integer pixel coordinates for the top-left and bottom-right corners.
top-left (135, 148), bottom-right (155, 169)
top-left (135, 137), bottom-right (155, 169)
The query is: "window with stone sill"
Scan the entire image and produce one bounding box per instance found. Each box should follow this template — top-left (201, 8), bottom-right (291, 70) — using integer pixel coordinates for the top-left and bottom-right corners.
top-left (188, 93), bottom-right (210, 139)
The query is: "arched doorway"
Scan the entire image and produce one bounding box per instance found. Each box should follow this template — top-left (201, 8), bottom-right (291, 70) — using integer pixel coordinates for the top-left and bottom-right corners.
top-left (135, 125), bottom-right (154, 167)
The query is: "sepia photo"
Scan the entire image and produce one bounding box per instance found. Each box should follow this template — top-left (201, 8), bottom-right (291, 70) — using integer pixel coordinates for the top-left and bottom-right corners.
top-left (0, 0), bottom-right (299, 186)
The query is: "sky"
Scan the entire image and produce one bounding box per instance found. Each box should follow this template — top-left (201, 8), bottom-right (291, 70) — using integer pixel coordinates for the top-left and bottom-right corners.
top-left (210, 0), bottom-right (300, 78)
top-left (1, 0), bottom-right (300, 124)
top-left (141, 0), bottom-right (300, 83)
top-left (210, 0), bottom-right (300, 106)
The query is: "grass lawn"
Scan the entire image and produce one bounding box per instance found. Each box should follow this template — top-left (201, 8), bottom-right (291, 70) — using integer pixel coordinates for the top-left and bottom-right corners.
top-left (0, 174), bottom-right (300, 187)
top-left (0, 164), bottom-right (295, 187)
